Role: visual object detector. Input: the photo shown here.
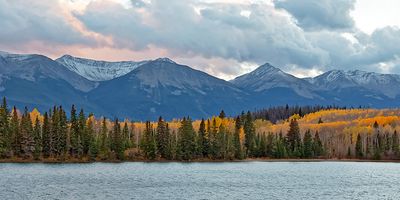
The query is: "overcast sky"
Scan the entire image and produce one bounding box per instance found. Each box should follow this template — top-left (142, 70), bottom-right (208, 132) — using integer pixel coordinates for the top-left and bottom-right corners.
top-left (1, 0), bottom-right (400, 80)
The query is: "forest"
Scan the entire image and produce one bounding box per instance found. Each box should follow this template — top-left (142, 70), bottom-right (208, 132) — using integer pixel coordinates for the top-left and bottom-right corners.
top-left (0, 97), bottom-right (399, 162)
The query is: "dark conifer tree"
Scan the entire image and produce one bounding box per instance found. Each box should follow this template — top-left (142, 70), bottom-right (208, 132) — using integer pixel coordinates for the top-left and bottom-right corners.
top-left (98, 118), bottom-right (109, 159)
top-left (142, 121), bottom-right (157, 160)
top-left (111, 119), bottom-right (124, 160)
top-left (0, 97), bottom-right (10, 156)
top-left (10, 106), bottom-right (21, 157)
top-left (355, 133), bottom-right (363, 158)
top-left (42, 112), bottom-right (51, 158)
top-left (244, 111), bottom-right (256, 157)
top-left (156, 116), bottom-right (170, 159)
top-left (177, 117), bottom-right (196, 160)
top-left (392, 130), bottom-right (399, 156)
top-left (197, 118), bottom-right (208, 157)
top-left (303, 130), bottom-right (313, 158)
top-left (233, 116), bottom-right (243, 159)
top-left (33, 117), bottom-right (42, 160)
top-left (69, 105), bottom-right (80, 157)
top-left (286, 119), bottom-right (302, 157)
top-left (313, 131), bottom-right (323, 157)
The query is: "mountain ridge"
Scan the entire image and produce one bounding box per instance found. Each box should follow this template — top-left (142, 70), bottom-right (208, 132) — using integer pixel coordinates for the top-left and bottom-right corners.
top-left (0, 51), bottom-right (399, 120)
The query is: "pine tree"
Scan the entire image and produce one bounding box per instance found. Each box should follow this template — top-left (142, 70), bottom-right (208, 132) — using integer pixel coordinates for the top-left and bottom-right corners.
top-left (42, 112), bottom-right (52, 158)
top-left (156, 116), bottom-right (170, 159)
top-left (287, 119), bottom-right (302, 157)
top-left (10, 106), bottom-right (21, 157)
top-left (111, 119), bottom-right (124, 160)
top-left (98, 118), bottom-right (109, 159)
top-left (0, 97), bottom-right (10, 157)
top-left (122, 122), bottom-right (131, 149)
top-left (20, 107), bottom-right (34, 158)
top-left (392, 130), bottom-right (399, 156)
top-left (355, 133), bottom-right (363, 158)
top-left (313, 131), bottom-right (323, 157)
top-left (197, 118), bottom-right (208, 157)
top-left (303, 130), bottom-right (313, 158)
top-left (233, 116), bottom-right (243, 159)
top-left (219, 110), bottom-right (226, 119)
top-left (79, 109), bottom-right (89, 156)
top-left (33, 117), bottom-right (42, 160)
top-left (87, 115), bottom-right (98, 160)
top-left (177, 117), bottom-right (196, 160)
top-left (69, 105), bottom-right (81, 157)
top-left (141, 121), bottom-right (157, 160)
top-left (244, 111), bottom-right (256, 157)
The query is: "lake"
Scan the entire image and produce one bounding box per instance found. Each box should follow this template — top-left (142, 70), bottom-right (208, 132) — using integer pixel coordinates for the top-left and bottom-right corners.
top-left (0, 162), bottom-right (399, 199)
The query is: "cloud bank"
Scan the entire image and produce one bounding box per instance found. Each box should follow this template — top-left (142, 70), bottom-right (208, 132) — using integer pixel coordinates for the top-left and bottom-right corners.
top-left (0, 0), bottom-right (399, 79)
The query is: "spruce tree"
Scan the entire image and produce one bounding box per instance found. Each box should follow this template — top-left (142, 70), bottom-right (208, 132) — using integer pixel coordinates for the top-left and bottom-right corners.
top-left (111, 119), bottom-right (123, 160)
top-left (197, 118), bottom-right (208, 157)
top-left (392, 130), bottom-right (399, 156)
top-left (156, 116), bottom-right (170, 159)
top-left (33, 117), bottom-right (42, 160)
top-left (233, 116), bottom-right (243, 159)
top-left (355, 133), bottom-right (363, 158)
top-left (10, 106), bottom-right (21, 157)
top-left (20, 107), bottom-right (34, 158)
top-left (87, 115), bottom-right (98, 160)
top-left (79, 109), bottom-right (89, 155)
top-left (0, 97), bottom-right (10, 157)
top-left (69, 105), bottom-right (81, 157)
top-left (313, 131), bottom-right (323, 157)
top-left (98, 118), bottom-right (109, 159)
top-left (244, 111), bottom-right (256, 157)
top-left (303, 130), bottom-right (313, 158)
top-left (42, 112), bottom-right (51, 158)
top-left (286, 119), bottom-right (302, 157)
top-left (177, 117), bottom-right (196, 160)
top-left (141, 121), bottom-right (157, 160)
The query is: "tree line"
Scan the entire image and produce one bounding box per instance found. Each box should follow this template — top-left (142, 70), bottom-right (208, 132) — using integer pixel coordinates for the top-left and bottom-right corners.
top-left (0, 97), bottom-right (397, 161)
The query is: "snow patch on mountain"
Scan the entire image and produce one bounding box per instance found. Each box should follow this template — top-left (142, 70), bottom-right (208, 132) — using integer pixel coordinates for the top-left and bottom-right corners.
top-left (56, 55), bottom-right (148, 81)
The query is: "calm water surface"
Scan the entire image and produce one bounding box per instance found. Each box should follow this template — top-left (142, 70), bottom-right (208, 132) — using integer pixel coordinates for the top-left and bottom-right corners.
top-left (0, 162), bottom-right (399, 199)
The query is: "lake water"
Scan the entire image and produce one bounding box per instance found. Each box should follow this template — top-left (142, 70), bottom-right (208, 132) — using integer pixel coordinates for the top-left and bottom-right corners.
top-left (0, 162), bottom-right (399, 199)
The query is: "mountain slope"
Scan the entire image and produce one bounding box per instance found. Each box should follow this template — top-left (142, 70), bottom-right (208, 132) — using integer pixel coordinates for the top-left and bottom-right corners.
top-left (231, 63), bottom-right (318, 99)
top-left (56, 55), bottom-right (148, 81)
top-left (88, 59), bottom-right (249, 120)
top-left (0, 52), bottom-right (100, 112)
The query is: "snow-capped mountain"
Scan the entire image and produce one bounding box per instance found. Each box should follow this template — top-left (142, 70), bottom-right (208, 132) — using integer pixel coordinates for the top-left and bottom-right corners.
top-left (307, 70), bottom-right (400, 98)
top-left (1, 51), bottom-right (400, 119)
top-left (231, 63), bottom-right (318, 99)
top-left (56, 55), bottom-right (148, 81)
top-left (0, 52), bottom-right (100, 113)
top-left (88, 59), bottom-right (249, 119)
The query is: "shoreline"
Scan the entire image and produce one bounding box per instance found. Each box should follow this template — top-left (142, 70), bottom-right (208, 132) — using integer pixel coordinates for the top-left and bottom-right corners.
top-left (1, 158), bottom-right (400, 164)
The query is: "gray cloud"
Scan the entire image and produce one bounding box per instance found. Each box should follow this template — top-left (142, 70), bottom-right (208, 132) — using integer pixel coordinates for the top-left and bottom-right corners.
top-left (0, 0), bottom-right (399, 78)
top-left (274, 0), bottom-right (355, 31)
top-left (0, 0), bottom-right (97, 46)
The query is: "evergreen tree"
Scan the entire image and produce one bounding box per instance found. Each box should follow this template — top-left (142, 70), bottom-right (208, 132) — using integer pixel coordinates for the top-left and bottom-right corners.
top-left (42, 112), bottom-right (52, 158)
top-left (69, 105), bottom-right (81, 157)
top-left (10, 106), bottom-right (21, 157)
top-left (303, 130), bottom-right (313, 158)
top-left (141, 121), bottom-right (157, 160)
top-left (244, 111), bottom-right (256, 157)
top-left (286, 119), bottom-right (302, 157)
top-left (313, 131), bottom-right (323, 157)
top-left (0, 97), bottom-right (10, 157)
top-left (177, 117), bottom-right (196, 160)
top-left (98, 118), bottom-right (109, 159)
top-left (122, 122), bottom-right (131, 149)
top-left (392, 130), bottom-right (399, 156)
top-left (87, 115), bottom-right (98, 160)
top-left (156, 116), bottom-right (170, 159)
top-left (355, 133), bottom-right (363, 158)
top-left (219, 110), bottom-right (226, 119)
top-left (111, 119), bottom-right (124, 160)
top-left (79, 109), bottom-right (89, 155)
top-left (33, 117), bottom-right (42, 160)
top-left (197, 119), bottom-right (208, 157)
top-left (233, 116), bottom-right (243, 159)
top-left (20, 107), bottom-right (34, 158)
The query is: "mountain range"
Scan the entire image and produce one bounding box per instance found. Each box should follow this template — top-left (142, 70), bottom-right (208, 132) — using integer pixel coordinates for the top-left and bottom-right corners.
top-left (1, 51), bottom-right (399, 120)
